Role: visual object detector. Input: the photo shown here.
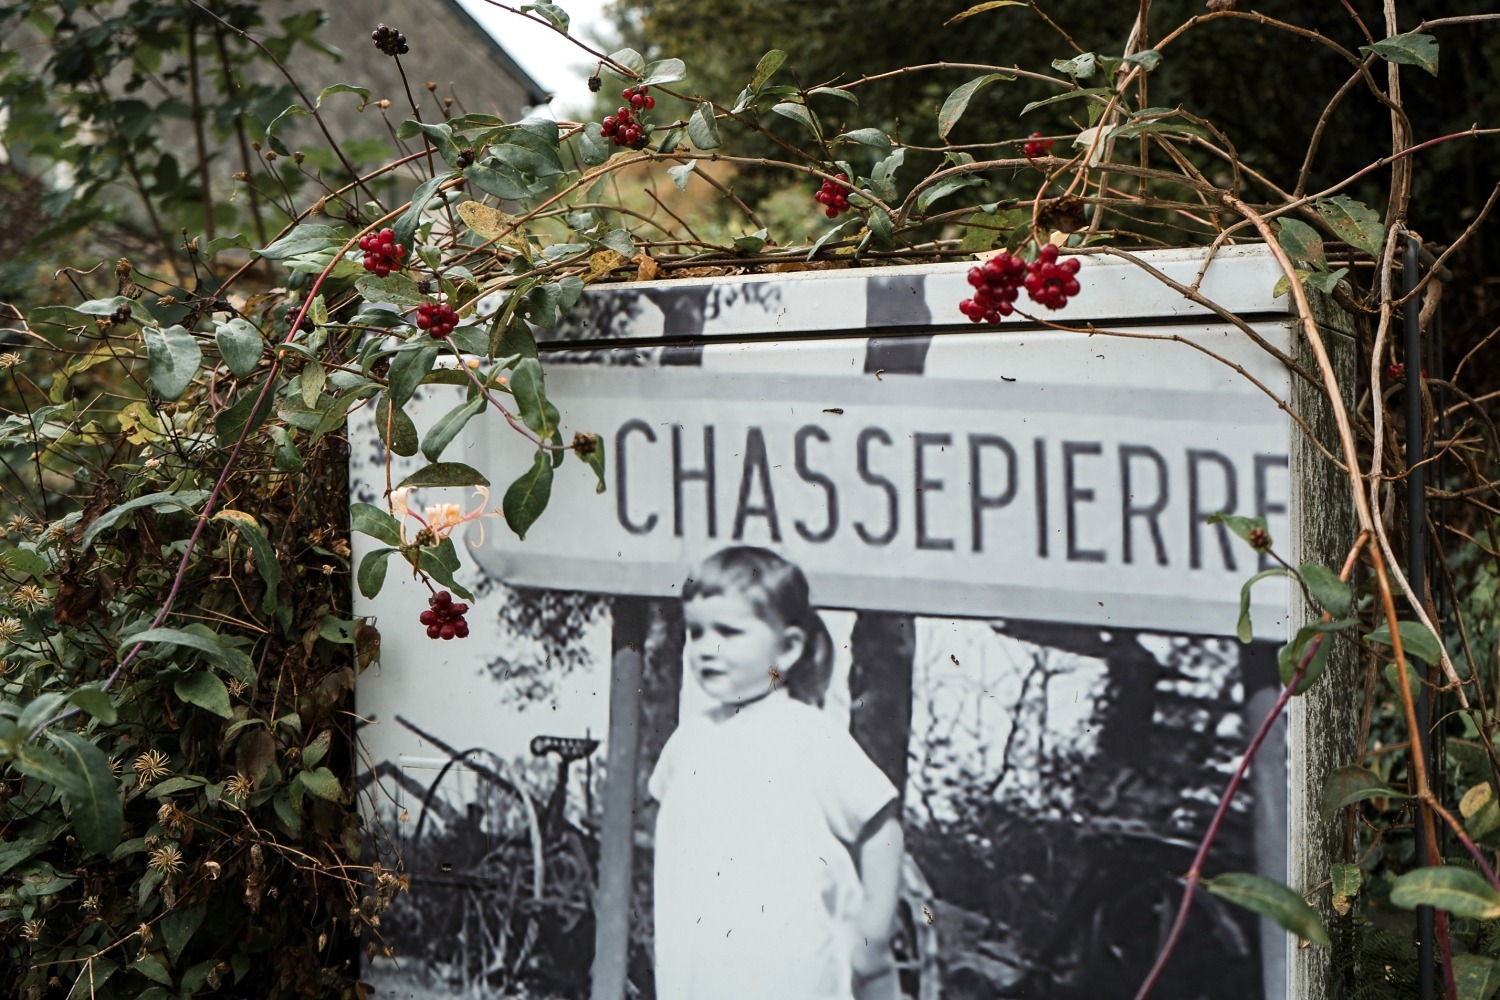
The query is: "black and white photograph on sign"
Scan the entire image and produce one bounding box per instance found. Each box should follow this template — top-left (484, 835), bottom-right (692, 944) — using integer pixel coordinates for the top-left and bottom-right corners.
top-left (351, 265), bottom-right (1294, 1000)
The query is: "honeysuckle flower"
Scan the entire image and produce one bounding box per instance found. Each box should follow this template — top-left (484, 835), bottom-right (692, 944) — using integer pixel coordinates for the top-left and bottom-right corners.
top-left (390, 486), bottom-right (498, 547)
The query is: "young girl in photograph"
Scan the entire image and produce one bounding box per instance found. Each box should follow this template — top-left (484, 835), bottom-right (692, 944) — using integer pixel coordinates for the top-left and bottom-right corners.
top-left (649, 546), bottom-right (905, 1000)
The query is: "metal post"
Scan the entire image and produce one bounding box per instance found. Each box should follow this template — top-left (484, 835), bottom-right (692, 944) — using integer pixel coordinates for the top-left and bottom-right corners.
top-left (1405, 235), bottom-right (1433, 1000)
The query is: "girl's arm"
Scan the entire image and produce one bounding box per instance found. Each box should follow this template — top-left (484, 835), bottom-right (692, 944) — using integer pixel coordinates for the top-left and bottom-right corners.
top-left (851, 801), bottom-right (904, 1000)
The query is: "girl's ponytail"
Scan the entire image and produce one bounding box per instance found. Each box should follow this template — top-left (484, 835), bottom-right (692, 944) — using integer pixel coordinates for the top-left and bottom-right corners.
top-left (785, 609), bottom-right (834, 708)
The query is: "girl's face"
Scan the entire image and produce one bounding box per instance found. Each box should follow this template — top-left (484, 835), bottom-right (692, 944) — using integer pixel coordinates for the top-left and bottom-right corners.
top-left (683, 592), bottom-right (804, 707)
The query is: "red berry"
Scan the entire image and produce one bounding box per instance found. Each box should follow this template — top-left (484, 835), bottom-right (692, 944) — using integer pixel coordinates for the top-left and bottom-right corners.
top-left (630, 93), bottom-right (645, 109)
top-left (427, 624), bottom-right (442, 639)
top-left (440, 624), bottom-right (456, 640)
top-left (644, 96), bottom-right (655, 110)
top-left (622, 87), bottom-right (634, 100)
top-left (455, 621), bottom-right (469, 638)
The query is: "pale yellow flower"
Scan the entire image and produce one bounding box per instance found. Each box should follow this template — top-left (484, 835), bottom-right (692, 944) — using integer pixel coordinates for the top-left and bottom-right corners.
top-left (225, 772), bottom-right (254, 801)
top-left (390, 485), bottom-right (498, 547)
top-left (19, 919), bottom-right (43, 941)
top-left (133, 749), bottom-right (171, 784)
top-left (0, 352), bottom-right (21, 369)
top-left (10, 585), bottom-right (49, 611)
top-left (0, 617), bottom-right (22, 643)
top-left (148, 843), bottom-right (184, 874)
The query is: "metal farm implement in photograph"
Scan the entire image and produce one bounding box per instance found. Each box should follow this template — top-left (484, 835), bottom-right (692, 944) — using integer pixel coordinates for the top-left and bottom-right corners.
top-left (370, 715), bottom-right (604, 998)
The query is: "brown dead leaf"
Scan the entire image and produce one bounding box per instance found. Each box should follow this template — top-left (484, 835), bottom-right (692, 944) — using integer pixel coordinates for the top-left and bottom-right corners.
top-left (635, 252), bottom-right (660, 282)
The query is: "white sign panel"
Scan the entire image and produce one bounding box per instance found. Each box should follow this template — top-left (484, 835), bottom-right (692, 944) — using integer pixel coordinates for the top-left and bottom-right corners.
top-left (353, 251), bottom-right (1297, 1000)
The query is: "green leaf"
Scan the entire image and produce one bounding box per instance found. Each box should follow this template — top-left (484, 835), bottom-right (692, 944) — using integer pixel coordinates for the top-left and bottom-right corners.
top-left (416, 538), bottom-right (474, 602)
top-left (1205, 511), bottom-right (1268, 547)
top-left (394, 172), bottom-right (454, 252)
top-left (939, 74), bottom-right (1012, 140)
top-left (837, 128), bottom-right (892, 150)
top-left (396, 462), bottom-right (490, 490)
top-left (1365, 620), bottom-right (1444, 666)
top-left (466, 162), bottom-right (532, 201)
top-left (214, 510), bottom-right (281, 615)
top-left (504, 449), bottom-right (554, 540)
top-left (375, 394), bottom-right (419, 457)
top-left (125, 627), bottom-right (255, 685)
top-left (668, 161), bottom-right (697, 191)
top-left (316, 83), bottom-right (370, 110)
top-left (575, 434), bottom-right (606, 493)
top-left (1455, 954), bottom-right (1500, 1000)
top-left (357, 547), bottom-right (396, 600)
top-left (214, 318), bottom-right (263, 379)
top-left (130, 955), bottom-right (174, 987)
top-left (510, 358), bottom-right (560, 441)
top-left (205, 233), bottom-right (253, 256)
top-left (16, 692), bottom-right (70, 737)
top-left (809, 86), bottom-right (858, 105)
top-left (257, 224), bottom-right (346, 261)
top-left (161, 902), bottom-right (206, 964)
top-left (1299, 563), bottom-right (1352, 618)
top-left (1278, 619), bottom-right (1357, 693)
top-left (218, 381), bottom-right (270, 450)
top-left (350, 503), bottom-right (402, 547)
top-left (67, 686), bottom-right (117, 725)
top-left (576, 121), bottom-right (611, 165)
top-left (915, 175), bottom-right (984, 214)
top-left (1277, 218), bottom-right (1326, 270)
top-left (295, 766), bottom-right (344, 803)
top-left (748, 49), bottom-right (788, 90)
top-left (733, 230), bottom-right (768, 254)
top-left (606, 47), bottom-right (646, 79)
top-left (1052, 52), bottom-right (1099, 79)
top-left (1390, 867), bottom-right (1500, 919)
top-left (302, 731), bottom-right (332, 769)
top-left (1330, 862), bottom-right (1363, 915)
top-left (1021, 86), bottom-right (1112, 116)
top-left (1321, 764), bottom-right (1405, 820)
top-left (807, 218), bottom-right (856, 260)
top-left (1384, 660), bottom-right (1423, 707)
top-left (642, 57), bottom-right (686, 86)
top-left (66, 958), bottom-right (119, 1000)
top-left (1236, 568), bottom-right (1290, 644)
top-left (48, 732), bottom-right (123, 855)
top-left (1304, 267), bottom-right (1349, 294)
top-left (870, 148), bottom-right (905, 202)
top-left (1361, 32), bottom-right (1439, 76)
top-left (174, 671), bottom-right (232, 717)
top-left (1314, 195), bottom-right (1385, 259)
top-left (79, 490), bottom-right (211, 550)
top-left (0, 838), bottom-right (46, 878)
top-left (142, 324), bottom-right (202, 400)
top-left (1124, 49), bottom-right (1163, 71)
top-left (688, 102), bottom-right (721, 150)
top-left (422, 394), bottom-right (486, 463)
top-left (407, 120), bottom-right (461, 165)
top-left (521, 2), bottom-right (569, 32)
top-left (1203, 872), bottom-right (1330, 947)
top-left (13, 743), bottom-right (84, 795)
top-left (319, 615), bottom-right (359, 644)
top-left (387, 342), bottom-right (441, 409)
top-left (355, 272), bottom-right (425, 307)
top-left (770, 101), bottom-right (819, 138)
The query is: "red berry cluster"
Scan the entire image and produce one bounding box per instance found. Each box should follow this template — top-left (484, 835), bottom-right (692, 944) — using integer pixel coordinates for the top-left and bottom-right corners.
top-left (1024, 244), bottom-right (1082, 310)
top-left (415, 301), bottom-right (459, 338)
top-left (959, 245), bottom-right (1082, 324)
top-left (1385, 363), bottom-right (1427, 380)
top-left (420, 591), bottom-right (469, 640)
top-left (1023, 131), bottom-right (1054, 158)
top-left (814, 174), bottom-right (852, 218)
top-left (358, 228), bottom-right (404, 277)
top-left (960, 252), bottom-right (1027, 323)
top-left (601, 87), bottom-right (652, 149)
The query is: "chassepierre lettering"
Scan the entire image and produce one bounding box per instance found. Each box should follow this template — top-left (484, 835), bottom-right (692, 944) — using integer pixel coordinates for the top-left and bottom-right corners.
top-left (613, 420), bottom-right (1288, 571)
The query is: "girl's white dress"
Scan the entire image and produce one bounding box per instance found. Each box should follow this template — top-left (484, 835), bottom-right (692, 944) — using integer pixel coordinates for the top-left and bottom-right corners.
top-left (649, 691), bottom-right (899, 1000)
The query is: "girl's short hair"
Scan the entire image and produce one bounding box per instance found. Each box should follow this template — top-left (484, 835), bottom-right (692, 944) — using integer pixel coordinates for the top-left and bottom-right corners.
top-left (682, 546), bottom-right (834, 707)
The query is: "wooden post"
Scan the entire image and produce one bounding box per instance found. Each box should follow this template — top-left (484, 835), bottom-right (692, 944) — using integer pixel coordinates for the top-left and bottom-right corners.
top-left (591, 597), bottom-right (647, 1000)
top-left (1288, 295), bottom-right (1359, 1000)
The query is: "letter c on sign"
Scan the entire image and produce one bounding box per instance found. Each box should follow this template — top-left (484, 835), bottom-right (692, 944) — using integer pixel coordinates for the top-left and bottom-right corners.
top-left (615, 419), bottom-right (658, 535)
